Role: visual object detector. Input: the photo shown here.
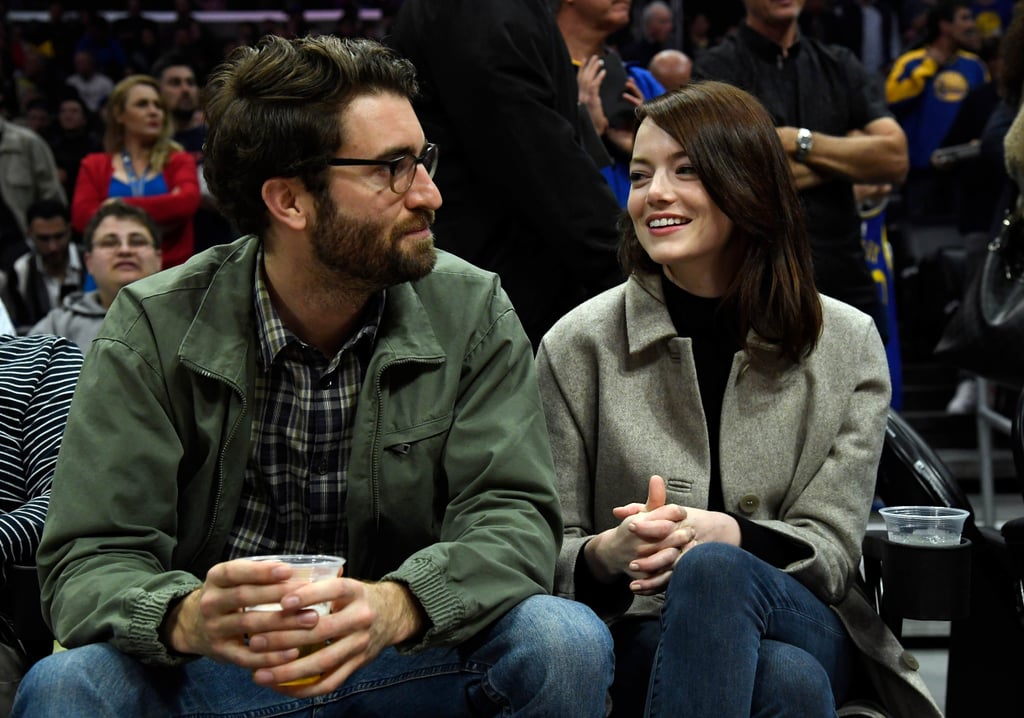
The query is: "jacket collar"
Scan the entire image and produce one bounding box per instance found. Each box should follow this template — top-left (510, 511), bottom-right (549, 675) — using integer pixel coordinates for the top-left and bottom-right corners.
top-left (625, 269), bottom-right (781, 356)
top-left (175, 235), bottom-right (447, 390)
top-left (624, 271), bottom-right (678, 354)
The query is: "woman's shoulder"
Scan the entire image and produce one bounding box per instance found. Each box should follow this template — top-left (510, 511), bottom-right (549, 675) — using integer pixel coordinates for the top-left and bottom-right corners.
top-left (542, 282), bottom-right (629, 346)
top-left (815, 294), bottom-right (884, 356)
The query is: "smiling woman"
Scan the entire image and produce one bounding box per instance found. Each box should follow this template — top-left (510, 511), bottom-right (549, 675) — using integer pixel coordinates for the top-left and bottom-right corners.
top-left (70, 74), bottom-right (200, 269)
top-left (537, 80), bottom-right (941, 718)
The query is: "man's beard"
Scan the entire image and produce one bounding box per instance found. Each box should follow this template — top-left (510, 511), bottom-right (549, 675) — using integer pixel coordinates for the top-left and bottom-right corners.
top-left (171, 105), bottom-right (195, 126)
top-left (311, 193), bottom-right (437, 291)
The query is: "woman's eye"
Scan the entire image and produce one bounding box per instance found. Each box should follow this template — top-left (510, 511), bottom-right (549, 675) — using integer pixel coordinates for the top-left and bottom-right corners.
top-left (628, 171), bottom-right (650, 184)
top-left (676, 165), bottom-right (697, 177)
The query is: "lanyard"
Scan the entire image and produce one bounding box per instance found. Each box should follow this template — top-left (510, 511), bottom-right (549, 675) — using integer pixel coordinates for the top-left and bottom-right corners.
top-left (121, 150), bottom-right (149, 197)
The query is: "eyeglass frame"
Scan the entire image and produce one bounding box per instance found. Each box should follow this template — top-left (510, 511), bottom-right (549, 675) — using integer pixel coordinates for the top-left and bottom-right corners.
top-left (88, 233), bottom-right (157, 252)
top-left (327, 142), bottom-right (439, 194)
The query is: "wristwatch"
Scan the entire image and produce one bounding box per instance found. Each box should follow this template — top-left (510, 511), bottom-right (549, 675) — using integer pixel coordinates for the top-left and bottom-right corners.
top-left (795, 128), bottom-right (814, 162)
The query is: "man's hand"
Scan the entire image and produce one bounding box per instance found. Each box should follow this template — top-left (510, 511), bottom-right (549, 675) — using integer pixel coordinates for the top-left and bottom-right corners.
top-left (250, 580), bottom-right (425, 696)
top-left (577, 55), bottom-right (609, 136)
top-left (162, 559), bottom-right (425, 697)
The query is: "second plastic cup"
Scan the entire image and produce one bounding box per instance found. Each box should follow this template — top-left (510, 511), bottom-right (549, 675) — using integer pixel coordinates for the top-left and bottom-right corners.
top-left (877, 506), bottom-right (969, 546)
top-left (244, 554), bottom-right (346, 686)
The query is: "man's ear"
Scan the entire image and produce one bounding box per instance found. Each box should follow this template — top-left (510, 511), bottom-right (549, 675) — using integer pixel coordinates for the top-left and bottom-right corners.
top-left (261, 177), bottom-right (311, 232)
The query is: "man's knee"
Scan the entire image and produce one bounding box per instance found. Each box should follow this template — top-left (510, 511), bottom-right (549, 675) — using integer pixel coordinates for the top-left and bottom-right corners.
top-left (506, 595), bottom-right (612, 661)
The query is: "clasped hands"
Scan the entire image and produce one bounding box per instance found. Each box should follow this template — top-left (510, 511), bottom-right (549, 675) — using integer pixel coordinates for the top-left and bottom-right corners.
top-left (163, 560), bottom-right (421, 697)
top-left (586, 475), bottom-right (735, 596)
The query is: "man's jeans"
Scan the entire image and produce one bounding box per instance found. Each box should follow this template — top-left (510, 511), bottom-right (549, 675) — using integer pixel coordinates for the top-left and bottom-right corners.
top-left (12, 595), bottom-right (614, 717)
top-left (646, 542), bottom-right (856, 718)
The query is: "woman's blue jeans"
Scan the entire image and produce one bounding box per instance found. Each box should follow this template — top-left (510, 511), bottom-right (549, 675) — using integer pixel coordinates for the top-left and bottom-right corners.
top-left (644, 542), bottom-right (856, 718)
top-left (12, 595), bottom-right (614, 717)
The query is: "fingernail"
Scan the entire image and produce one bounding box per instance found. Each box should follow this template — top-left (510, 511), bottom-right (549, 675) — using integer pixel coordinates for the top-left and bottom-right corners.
top-left (629, 562), bottom-right (639, 571)
top-left (281, 595), bottom-right (300, 609)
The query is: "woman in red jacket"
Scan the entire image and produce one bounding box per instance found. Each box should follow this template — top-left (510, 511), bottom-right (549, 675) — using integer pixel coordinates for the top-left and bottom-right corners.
top-left (72, 74), bottom-right (200, 269)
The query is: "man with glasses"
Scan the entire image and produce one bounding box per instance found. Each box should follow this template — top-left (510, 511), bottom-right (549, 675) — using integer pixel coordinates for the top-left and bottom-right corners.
top-left (15, 35), bottom-right (613, 718)
top-left (29, 200), bottom-right (161, 352)
top-left (1, 199), bottom-right (84, 330)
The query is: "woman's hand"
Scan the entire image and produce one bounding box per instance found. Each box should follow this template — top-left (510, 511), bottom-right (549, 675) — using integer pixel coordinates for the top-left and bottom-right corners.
top-left (584, 475), bottom-right (694, 594)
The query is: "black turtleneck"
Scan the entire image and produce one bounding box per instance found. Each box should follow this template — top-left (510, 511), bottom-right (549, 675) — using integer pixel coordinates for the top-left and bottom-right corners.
top-left (661, 274), bottom-right (809, 568)
top-left (661, 274), bottom-right (740, 511)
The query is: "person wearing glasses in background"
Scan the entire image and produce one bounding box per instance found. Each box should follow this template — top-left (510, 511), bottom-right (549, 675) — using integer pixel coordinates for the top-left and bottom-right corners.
top-left (28, 200), bottom-right (161, 353)
top-left (1, 199), bottom-right (84, 331)
top-left (13, 34), bottom-right (614, 718)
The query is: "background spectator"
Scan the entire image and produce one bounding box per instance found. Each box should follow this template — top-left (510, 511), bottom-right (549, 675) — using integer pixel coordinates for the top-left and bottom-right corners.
top-left (30, 199), bottom-right (161, 352)
top-left (0, 107), bottom-right (66, 268)
top-left (71, 74), bottom-right (199, 269)
top-left (555, 0), bottom-right (666, 206)
top-left (4, 198), bottom-right (82, 331)
top-left (621, 0), bottom-right (675, 67)
top-left (152, 51), bottom-right (234, 252)
top-left (64, 49), bottom-right (112, 114)
top-left (648, 48), bottom-right (693, 91)
top-left (47, 92), bottom-right (101, 201)
top-left (388, 0), bottom-right (624, 349)
top-left (886, 0), bottom-right (988, 223)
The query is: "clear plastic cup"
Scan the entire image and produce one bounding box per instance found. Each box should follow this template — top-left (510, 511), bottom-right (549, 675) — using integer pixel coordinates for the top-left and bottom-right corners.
top-left (243, 554), bottom-right (345, 686)
top-left (878, 506), bottom-right (970, 546)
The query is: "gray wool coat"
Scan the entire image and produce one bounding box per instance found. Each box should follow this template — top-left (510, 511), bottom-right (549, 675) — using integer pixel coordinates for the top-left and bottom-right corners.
top-left (536, 270), bottom-right (942, 718)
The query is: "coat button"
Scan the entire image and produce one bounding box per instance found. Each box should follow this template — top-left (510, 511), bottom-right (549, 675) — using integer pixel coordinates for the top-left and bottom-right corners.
top-left (900, 650), bottom-right (920, 671)
top-left (738, 494), bottom-right (760, 514)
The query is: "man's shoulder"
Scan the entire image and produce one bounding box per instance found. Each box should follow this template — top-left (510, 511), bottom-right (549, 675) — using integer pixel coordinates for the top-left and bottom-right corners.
top-left (120, 237), bottom-right (251, 308)
top-left (694, 32), bottom-right (748, 73)
top-left (0, 332), bottom-right (83, 372)
top-left (416, 250), bottom-right (502, 299)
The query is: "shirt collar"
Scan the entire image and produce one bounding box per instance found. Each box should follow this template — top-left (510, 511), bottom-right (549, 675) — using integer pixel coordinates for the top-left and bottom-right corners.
top-left (252, 244), bottom-right (385, 371)
top-left (739, 22), bottom-right (803, 62)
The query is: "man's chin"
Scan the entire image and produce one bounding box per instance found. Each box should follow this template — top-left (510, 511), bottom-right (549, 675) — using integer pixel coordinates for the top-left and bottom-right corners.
top-left (404, 237), bottom-right (437, 280)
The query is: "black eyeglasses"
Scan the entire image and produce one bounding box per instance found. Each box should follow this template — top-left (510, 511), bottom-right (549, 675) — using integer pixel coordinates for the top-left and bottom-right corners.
top-left (327, 142), bottom-right (439, 194)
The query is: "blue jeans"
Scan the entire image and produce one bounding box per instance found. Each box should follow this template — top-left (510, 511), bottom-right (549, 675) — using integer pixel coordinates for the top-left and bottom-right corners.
top-left (645, 543), bottom-right (856, 718)
top-left (13, 595), bottom-right (614, 717)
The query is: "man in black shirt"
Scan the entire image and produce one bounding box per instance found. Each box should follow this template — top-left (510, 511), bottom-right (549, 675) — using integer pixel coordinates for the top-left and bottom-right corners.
top-left (693, 0), bottom-right (908, 342)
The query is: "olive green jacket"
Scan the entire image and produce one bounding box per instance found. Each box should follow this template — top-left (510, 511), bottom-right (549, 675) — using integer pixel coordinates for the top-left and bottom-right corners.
top-left (38, 235), bottom-right (561, 666)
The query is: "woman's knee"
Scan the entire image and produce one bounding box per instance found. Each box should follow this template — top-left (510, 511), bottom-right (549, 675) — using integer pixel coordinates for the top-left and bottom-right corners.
top-left (754, 640), bottom-right (836, 715)
top-left (668, 541), bottom-right (754, 595)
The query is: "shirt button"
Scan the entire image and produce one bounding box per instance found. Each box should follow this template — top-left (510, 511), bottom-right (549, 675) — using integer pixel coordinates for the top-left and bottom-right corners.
top-left (317, 459), bottom-right (327, 475)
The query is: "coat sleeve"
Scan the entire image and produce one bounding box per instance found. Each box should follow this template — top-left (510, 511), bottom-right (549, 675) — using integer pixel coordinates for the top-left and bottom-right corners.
top-left (536, 324), bottom-right (634, 619)
top-left (0, 336), bottom-right (82, 565)
top-left (36, 298), bottom-right (207, 665)
top-left (381, 278), bottom-right (564, 650)
top-left (70, 153), bottom-right (107, 233)
top-left (29, 133), bottom-right (67, 206)
top-left (750, 313), bottom-right (892, 604)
